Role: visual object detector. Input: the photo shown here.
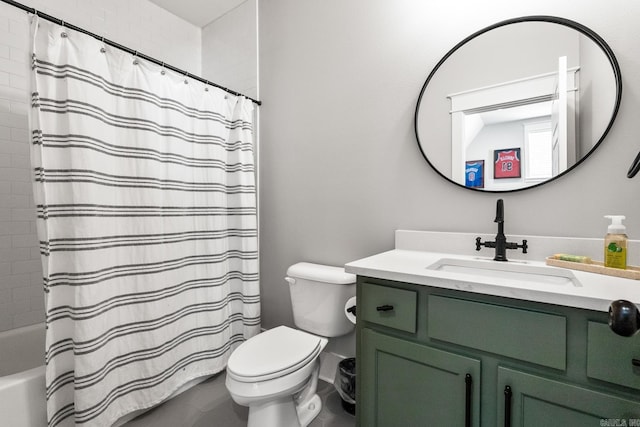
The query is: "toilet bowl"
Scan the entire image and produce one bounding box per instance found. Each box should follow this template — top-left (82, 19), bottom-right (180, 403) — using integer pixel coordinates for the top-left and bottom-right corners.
top-left (225, 262), bottom-right (356, 427)
top-left (226, 326), bottom-right (328, 427)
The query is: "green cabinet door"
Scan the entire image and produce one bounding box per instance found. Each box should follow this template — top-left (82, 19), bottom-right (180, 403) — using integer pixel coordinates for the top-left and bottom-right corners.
top-left (498, 367), bottom-right (640, 427)
top-left (359, 328), bottom-right (481, 427)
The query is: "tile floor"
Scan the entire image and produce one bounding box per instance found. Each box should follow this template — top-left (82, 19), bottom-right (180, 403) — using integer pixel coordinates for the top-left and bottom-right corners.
top-left (123, 373), bottom-right (355, 427)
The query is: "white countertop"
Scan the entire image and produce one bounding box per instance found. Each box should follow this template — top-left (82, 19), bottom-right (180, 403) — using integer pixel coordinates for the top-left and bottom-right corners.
top-left (344, 231), bottom-right (640, 313)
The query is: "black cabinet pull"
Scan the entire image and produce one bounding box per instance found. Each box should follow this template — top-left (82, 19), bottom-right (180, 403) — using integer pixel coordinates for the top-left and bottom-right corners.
top-left (376, 304), bottom-right (394, 312)
top-left (504, 385), bottom-right (512, 427)
top-left (632, 358), bottom-right (640, 367)
top-left (465, 374), bottom-right (472, 427)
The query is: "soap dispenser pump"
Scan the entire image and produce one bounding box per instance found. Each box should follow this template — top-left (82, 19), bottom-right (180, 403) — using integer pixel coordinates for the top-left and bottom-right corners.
top-left (604, 215), bottom-right (627, 269)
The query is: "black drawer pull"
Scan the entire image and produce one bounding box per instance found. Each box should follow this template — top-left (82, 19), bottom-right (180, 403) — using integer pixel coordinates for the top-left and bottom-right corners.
top-left (504, 385), bottom-right (512, 427)
top-left (465, 374), bottom-right (472, 427)
top-left (632, 358), bottom-right (640, 367)
top-left (376, 304), bottom-right (394, 312)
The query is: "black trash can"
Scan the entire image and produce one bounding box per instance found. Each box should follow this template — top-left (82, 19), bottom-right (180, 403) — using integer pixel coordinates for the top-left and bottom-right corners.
top-left (334, 357), bottom-right (356, 415)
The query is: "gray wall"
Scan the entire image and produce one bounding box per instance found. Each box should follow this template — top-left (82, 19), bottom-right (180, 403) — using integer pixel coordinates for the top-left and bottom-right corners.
top-left (258, 0), bottom-right (640, 342)
top-left (201, 0), bottom-right (257, 100)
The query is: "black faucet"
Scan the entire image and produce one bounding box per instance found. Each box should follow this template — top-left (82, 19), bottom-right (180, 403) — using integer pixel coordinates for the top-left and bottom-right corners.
top-left (475, 199), bottom-right (528, 261)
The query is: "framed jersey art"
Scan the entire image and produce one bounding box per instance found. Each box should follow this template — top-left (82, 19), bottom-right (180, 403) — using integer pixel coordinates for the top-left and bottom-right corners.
top-left (493, 148), bottom-right (521, 179)
top-left (465, 160), bottom-right (484, 188)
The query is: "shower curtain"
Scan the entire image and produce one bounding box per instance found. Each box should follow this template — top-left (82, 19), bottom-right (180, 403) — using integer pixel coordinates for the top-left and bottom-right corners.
top-left (30, 18), bottom-right (260, 427)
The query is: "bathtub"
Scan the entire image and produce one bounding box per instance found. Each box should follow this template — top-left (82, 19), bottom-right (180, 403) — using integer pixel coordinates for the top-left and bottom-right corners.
top-left (0, 323), bottom-right (215, 426)
top-left (0, 323), bottom-right (46, 427)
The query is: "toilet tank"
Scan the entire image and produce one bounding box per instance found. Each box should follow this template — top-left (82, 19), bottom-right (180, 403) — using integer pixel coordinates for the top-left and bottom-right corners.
top-left (286, 262), bottom-right (356, 337)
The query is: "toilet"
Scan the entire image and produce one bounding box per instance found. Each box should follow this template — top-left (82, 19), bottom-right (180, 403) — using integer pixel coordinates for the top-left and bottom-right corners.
top-left (225, 262), bottom-right (356, 427)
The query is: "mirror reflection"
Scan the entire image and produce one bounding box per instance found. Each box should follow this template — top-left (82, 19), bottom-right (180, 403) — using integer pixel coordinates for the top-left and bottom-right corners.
top-left (415, 17), bottom-right (621, 192)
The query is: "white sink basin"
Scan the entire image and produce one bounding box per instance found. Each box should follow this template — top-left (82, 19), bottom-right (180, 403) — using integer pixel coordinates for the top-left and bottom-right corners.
top-left (427, 258), bottom-right (581, 287)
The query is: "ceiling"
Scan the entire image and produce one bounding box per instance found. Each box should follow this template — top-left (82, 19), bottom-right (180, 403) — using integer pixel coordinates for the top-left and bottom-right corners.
top-left (148, 0), bottom-right (247, 27)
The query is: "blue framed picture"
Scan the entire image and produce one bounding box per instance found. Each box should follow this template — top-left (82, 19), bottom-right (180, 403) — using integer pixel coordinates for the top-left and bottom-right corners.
top-left (465, 160), bottom-right (484, 188)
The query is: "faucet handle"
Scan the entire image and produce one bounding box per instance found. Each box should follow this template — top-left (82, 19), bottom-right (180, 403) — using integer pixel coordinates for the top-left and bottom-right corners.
top-left (475, 237), bottom-right (482, 251)
top-left (504, 239), bottom-right (528, 254)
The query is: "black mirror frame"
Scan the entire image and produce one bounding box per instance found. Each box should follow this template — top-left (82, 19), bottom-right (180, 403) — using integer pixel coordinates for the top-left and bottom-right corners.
top-left (414, 15), bottom-right (622, 193)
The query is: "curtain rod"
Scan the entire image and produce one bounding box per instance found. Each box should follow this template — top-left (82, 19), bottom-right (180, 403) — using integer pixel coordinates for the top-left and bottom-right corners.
top-left (0, 0), bottom-right (262, 106)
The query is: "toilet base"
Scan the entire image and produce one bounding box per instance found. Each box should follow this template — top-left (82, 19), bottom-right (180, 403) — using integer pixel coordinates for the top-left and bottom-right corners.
top-left (296, 393), bottom-right (322, 427)
top-left (246, 393), bottom-right (321, 427)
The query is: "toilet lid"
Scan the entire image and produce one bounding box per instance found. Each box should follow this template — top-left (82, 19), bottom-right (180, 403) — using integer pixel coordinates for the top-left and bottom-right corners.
top-left (227, 326), bottom-right (325, 382)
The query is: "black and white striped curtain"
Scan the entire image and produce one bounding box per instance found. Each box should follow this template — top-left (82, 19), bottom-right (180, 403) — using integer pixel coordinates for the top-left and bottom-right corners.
top-left (30, 17), bottom-right (260, 427)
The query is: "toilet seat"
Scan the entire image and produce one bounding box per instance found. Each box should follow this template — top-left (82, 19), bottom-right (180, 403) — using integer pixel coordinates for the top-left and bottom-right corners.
top-left (227, 326), bottom-right (324, 382)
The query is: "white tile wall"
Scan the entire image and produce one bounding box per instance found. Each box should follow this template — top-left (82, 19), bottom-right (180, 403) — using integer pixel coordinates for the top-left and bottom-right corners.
top-left (0, 0), bottom-right (201, 333)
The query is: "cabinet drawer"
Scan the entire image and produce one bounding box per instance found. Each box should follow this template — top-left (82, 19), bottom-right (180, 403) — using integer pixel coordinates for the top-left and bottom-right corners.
top-left (361, 283), bottom-right (417, 333)
top-left (428, 295), bottom-right (566, 370)
top-left (587, 321), bottom-right (640, 390)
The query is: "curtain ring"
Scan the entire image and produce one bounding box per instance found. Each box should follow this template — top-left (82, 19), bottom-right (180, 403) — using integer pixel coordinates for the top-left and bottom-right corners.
top-left (184, 72), bottom-right (189, 84)
top-left (160, 62), bottom-right (166, 75)
top-left (133, 51), bottom-right (139, 65)
top-left (60, 20), bottom-right (67, 38)
top-left (99, 37), bottom-right (106, 53)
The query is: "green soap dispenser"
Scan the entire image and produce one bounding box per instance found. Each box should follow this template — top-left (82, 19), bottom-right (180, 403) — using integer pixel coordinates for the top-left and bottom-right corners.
top-left (604, 215), bottom-right (628, 269)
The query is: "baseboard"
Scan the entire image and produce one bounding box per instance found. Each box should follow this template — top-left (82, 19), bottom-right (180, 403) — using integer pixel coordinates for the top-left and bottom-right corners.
top-left (319, 351), bottom-right (346, 384)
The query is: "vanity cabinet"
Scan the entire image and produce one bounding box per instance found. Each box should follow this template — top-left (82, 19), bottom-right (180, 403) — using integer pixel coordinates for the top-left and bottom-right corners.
top-left (497, 367), bottom-right (640, 426)
top-left (356, 277), bottom-right (640, 427)
top-left (360, 328), bottom-right (480, 427)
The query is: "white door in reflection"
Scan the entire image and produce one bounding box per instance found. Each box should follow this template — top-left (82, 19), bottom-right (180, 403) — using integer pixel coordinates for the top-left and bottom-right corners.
top-left (551, 56), bottom-right (569, 176)
top-left (524, 122), bottom-right (553, 182)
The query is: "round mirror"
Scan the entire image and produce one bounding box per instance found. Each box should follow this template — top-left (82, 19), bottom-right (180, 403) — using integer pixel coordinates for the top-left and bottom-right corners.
top-left (415, 16), bottom-right (622, 192)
